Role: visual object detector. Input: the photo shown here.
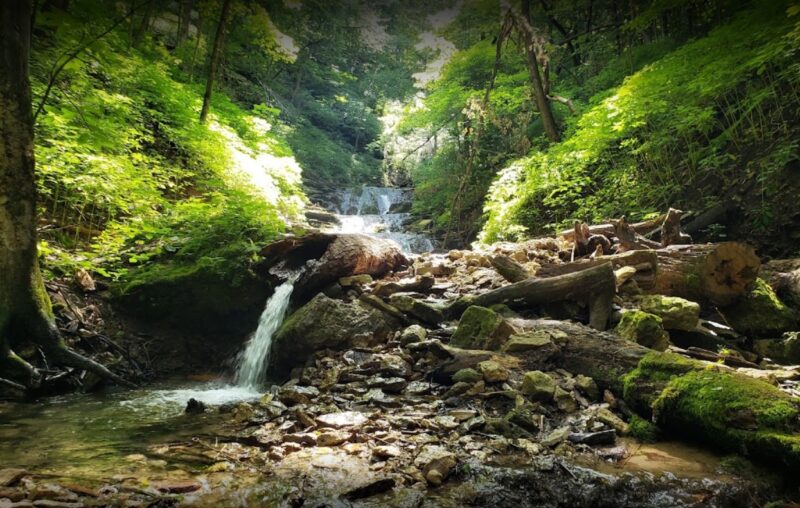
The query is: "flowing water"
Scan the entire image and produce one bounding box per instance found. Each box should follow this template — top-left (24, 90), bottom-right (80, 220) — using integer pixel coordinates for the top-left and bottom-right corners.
top-left (234, 275), bottom-right (297, 389)
top-left (325, 186), bottom-right (434, 254)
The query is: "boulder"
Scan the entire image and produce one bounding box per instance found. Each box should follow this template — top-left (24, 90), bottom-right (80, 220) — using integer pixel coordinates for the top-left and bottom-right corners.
top-left (388, 293), bottom-right (445, 325)
top-left (399, 324), bottom-right (427, 344)
top-left (639, 295), bottom-right (700, 331)
top-left (521, 371), bottom-right (555, 402)
top-left (723, 278), bottom-right (799, 338)
top-left (615, 310), bottom-right (671, 351)
top-left (477, 360), bottom-right (509, 383)
top-left (269, 294), bottom-right (400, 377)
top-left (753, 332), bottom-right (800, 364)
top-left (501, 329), bottom-right (559, 357)
top-left (452, 368), bottom-right (483, 383)
top-left (450, 306), bottom-right (516, 350)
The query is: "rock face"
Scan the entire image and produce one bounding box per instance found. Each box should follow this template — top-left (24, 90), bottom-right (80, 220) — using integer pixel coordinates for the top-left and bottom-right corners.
top-left (269, 294), bottom-right (400, 377)
top-left (450, 305), bottom-right (516, 350)
top-left (639, 295), bottom-right (700, 331)
top-left (616, 310), bottom-right (670, 351)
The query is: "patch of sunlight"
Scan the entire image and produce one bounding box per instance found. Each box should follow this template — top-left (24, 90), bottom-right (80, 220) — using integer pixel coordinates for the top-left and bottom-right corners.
top-left (209, 121), bottom-right (305, 216)
top-left (362, 10), bottom-right (390, 51)
top-left (268, 18), bottom-right (299, 62)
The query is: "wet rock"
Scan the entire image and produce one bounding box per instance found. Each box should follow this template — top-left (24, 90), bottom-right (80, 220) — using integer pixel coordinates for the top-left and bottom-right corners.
top-left (278, 385), bottom-right (320, 406)
top-left (0, 469), bottom-right (27, 487)
top-left (452, 368), bottom-right (482, 383)
top-left (639, 295), bottom-right (701, 331)
top-left (568, 429), bottom-right (616, 445)
top-left (451, 306), bottom-right (516, 350)
top-left (388, 293), bottom-right (445, 325)
top-left (316, 411), bottom-right (368, 429)
top-left (399, 324), bottom-right (427, 345)
top-left (185, 398), bottom-right (206, 415)
top-left (339, 274), bottom-right (373, 287)
top-left (616, 310), bottom-right (670, 351)
top-left (413, 445), bottom-right (456, 486)
top-left (541, 426), bottom-right (571, 447)
top-left (317, 429), bottom-right (350, 447)
top-left (574, 374), bottom-right (600, 400)
top-left (753, 332), bottom-right (800, 364)
top-left (153, 480), bottom-right (202, 494)
top-left (521, 371), bottom-right (555, 402)
top-left (477, 360), bottom-right (509, 383)
top-left (595, 408), bottom-right (629, 435)
top-left (270, 293), bottom-right (400, 377)
top-left (501, 330), bottom-right (558, 356)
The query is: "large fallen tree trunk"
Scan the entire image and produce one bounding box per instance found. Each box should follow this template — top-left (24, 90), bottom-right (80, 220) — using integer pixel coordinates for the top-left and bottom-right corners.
top-left (450, 263), bottom-right (616, 330)
top-left (502, 320), bottom-right (800, 470)
top-left (258, 233), bottom-right (410, 303)
top-left (650, 242), bottom-right (759, 306)
top-left (536, 250), bottom-right (658, 290)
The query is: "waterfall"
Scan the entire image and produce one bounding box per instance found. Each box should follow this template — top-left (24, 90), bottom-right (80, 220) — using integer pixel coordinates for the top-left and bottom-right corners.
top-left (234, 275), bottom-right (297, 389)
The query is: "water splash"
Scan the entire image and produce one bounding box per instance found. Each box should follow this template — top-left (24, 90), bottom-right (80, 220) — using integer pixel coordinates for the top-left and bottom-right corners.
top-left (234, 275), bottom-right (297, 389)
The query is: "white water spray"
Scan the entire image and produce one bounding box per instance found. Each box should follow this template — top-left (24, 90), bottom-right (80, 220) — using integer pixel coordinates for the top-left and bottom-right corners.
top-left (234, 275), bottom-right (297, 389)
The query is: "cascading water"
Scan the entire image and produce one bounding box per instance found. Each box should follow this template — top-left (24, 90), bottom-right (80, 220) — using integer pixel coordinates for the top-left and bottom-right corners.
top-left (326, 186), bottom-right (434, 254)
top-left (233, 274), bottom-right (298, 389)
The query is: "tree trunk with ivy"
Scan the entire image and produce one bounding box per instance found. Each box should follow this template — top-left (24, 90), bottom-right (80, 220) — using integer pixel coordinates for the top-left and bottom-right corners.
top-left (0, 1), bottom-right (131, 390)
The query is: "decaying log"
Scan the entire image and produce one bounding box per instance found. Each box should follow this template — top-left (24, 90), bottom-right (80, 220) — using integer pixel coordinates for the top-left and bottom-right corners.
top-left (537, 249), bottom-right (658, 290)
top-left (558, 214), bottom-right (665, 242)
top-left (612, 216), bottom-right (661, 251)
top-left (489, 255), bottom-right (532, 283)
top-left (660, 208), bottom-right (692, 247)
top-left (258, 233), bottom-right (410, 303)
top-left (451, 263), bottom-right (616, 330)
top-left (669, 346), bottom-right (760, 369)
top-left (571, 221), bottom-right (613, 259)
top-left (650, 242), bottom-right (759, 306)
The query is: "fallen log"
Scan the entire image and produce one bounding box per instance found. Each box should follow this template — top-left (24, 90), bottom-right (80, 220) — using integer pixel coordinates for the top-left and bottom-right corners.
top-left (505, 320), bottom-right (800, 471)
top-left (558, 214), bottom-right (665, 242)
top-left (650, 242), bottom-right (759, 306)
top-left (489, 255), bottom-right (532, 283)
top-left (536, 250), bottom-right (658, 290)
top-left (450, 264), bottom-right (616, 330)
top-left (258, 233), bottom-right (410, 303)
top-left (612, 216), bottom-right (662, 251)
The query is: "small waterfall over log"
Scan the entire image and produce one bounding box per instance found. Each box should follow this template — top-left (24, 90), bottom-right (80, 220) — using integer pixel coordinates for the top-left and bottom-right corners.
top-left (234, 274), bottom-right (298, 389)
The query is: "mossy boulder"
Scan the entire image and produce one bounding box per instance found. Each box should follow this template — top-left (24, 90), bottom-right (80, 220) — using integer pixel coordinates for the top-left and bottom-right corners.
top-left (477, 360), bottom-right (509, 383)
top-left (616, 310), bottom-right (670, 351)
top-left (452, 368), bottom-right (483, 383)
top-left (450, 305), bottom-right (516, 350)
top-left (623, 352), bottom-right (800, 470)
top-left (639, 295), bottom-right (700, 331)
top-left (753, 332), bottom-right (800, 365)
top-left (389, 293), bottom-right (445, 325)
top-left (269, 293), bottom-right (400, 378)
top-left (521, 371), bottom-right (555, 402)
top-left (724, 278), bottom-right (799, 338)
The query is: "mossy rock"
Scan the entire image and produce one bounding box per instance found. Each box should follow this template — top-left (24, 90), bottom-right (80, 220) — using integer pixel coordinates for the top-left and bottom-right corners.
top-left (639, 295), bottom-right (700, 331)
top-left (724, 279), bottom-right (799, 338)
top-left (753, 332), bottom-right (800, 365)
top-left (450, 305), bottom-right (515, 350)
top-left (452, 368), bottom-right (483, 383)
top-left (623, 352), bottom-right (800, 470)
top-left (616, 310), bottom-right (670, 351)
top-left (521, 370), bottom-right (555, 402)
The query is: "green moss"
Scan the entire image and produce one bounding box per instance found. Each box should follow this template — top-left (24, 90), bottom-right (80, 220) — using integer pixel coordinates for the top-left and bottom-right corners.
top-left (450, 305), bottom-right (507, 349)
top-left (725, 278), bottom-right (799, 337)
top-left (628, 414), bottom-right (661, 442)
top-left (616, 310), bottom-right (670, 350)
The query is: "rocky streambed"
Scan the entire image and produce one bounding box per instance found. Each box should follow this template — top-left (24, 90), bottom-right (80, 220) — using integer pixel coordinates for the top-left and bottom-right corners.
top-left (1, 232), bottom-right (799, 507)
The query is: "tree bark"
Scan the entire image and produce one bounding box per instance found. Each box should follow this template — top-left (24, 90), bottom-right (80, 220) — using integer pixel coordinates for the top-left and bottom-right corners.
top-left (558, 214), bottom-right (666, 241)
top-left (199, 0), bottom-right (233, 123)
top-left (450, 263), bottom-right (615, 330)
top-left (0, 1), bottom-right (132, 389)
top-left (177, 0), bottom-right (193, 45)
top-left (489, 254), bottom-right (532, 283)
top-left (537, 249), bottom-right (658, 290)
top-left (519, 1), bottom-right (559, 142)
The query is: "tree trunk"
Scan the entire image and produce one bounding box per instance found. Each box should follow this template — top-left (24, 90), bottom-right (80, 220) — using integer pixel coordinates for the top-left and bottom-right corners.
top-left (519, 1), bottom-right (559, 142)
top-left (558, 213), bottom-right (666, 241)
top-left (131, 0), bottom-right (154, 48)
top-left (0, 1), bottom-right (132, 389)
top-left (199, 0), bottom-right (232, 123)
top-left (650, 242), bottom-right (759, 306)
top-left (537, 249), bottom-right (658, 290)
top-left (177, 0), bottom-right (193, 45)
top-left (450, 263), bottom-right (615, 330)
top-left (489, 255), bottom-right (532, 283)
